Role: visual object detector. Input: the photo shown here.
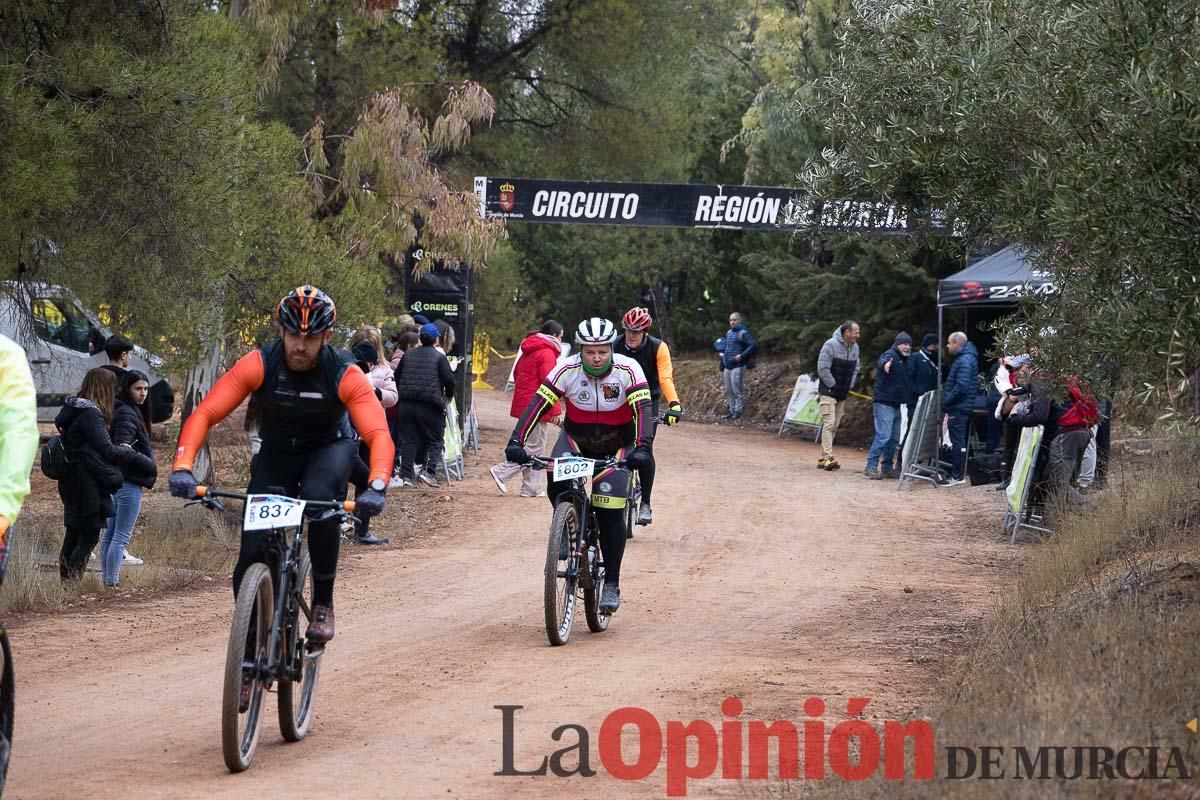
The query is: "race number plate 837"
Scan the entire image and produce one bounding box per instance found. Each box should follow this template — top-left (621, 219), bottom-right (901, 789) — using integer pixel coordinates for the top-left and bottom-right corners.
top-left (244, 495), bottom-right (307, 531)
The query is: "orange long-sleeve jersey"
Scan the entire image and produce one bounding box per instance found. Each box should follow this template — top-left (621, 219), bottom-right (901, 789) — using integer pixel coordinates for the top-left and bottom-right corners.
top-left (173, 348), bottom-right (394, 483)
top-left (654, 340), bottom-right (679, 406)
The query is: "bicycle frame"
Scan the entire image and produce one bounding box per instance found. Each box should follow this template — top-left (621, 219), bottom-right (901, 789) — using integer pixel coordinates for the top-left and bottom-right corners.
top-left (190, 488), bottom-right (353, 682)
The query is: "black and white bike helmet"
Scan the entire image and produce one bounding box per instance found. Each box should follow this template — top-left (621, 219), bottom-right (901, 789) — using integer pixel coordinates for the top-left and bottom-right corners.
top-left (575, 317), bottom-right (619, 346)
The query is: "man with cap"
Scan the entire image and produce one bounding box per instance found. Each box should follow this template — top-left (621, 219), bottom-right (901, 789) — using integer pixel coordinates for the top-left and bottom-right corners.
top-left (864, 332), bottom-right (913, 479)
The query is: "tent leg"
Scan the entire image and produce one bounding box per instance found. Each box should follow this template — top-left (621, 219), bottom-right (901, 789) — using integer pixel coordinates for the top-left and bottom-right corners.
top-left (936, 305), bottom-right (944, 424)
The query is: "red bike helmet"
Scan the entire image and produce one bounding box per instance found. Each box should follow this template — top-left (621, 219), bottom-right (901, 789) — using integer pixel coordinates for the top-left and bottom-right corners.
top-left (277, 285), bottom-right (337, 335)
top-left (622, 306), bottom-right (653, 331)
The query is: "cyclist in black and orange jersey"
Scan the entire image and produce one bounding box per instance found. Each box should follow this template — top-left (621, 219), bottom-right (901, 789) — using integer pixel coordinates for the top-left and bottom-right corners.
top-left (505, 317), bottom-right (652, 613)
top-left (169, 286), bottom-right (393, 643)
top-left (613, 307), bottom-right (682, 526)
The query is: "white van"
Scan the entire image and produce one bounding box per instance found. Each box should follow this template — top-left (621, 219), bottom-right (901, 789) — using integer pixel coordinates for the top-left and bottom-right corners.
top-left (0, 281), bottom-right (174, 423)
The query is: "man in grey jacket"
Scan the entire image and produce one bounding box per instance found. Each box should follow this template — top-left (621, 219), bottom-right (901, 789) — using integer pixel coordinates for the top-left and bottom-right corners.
top-left (816, 321), bottom-right (861, 470)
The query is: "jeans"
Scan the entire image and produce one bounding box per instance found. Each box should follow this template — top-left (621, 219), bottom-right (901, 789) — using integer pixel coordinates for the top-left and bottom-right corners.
top-left (722, 366), bottom-right (745, 416)
top-left (101, 482), bottom-right (144, 586)
top-left (866, 403), bottom-right (902, 471)
top-left (948, 412), bottom-right (970, 480)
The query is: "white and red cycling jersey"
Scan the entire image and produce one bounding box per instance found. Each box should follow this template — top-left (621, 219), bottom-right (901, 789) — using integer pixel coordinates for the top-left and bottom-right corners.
top-left (513, 353), bottom-right (652, 453)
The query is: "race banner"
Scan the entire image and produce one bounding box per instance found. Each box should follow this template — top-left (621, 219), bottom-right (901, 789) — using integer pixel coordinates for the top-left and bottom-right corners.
top-left (474, 177), bottom-right (956, 236)
top-left (781, 374), bottom-right (822, 431)
top-left (1006, 425), bottom-right (1044, 517)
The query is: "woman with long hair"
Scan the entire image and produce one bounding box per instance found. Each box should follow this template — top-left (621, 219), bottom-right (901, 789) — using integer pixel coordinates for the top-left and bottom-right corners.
top-left (99, 370), bottom-right (159, 586)
top-left (55, 368), bottom-right (155, 582)
top-left (345, 326), bottom-right (398, 544)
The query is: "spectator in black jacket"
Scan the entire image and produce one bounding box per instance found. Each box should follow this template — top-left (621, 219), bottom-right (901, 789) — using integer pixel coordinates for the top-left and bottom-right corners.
top-left (100, 335), bottom-right (134, 379)
top-left (908, 333), bottom-right (940, 398)
top-left (865, 333), bottom-right (913, 479)
top-left (55, 368), bottom-right (155, 582)
top-left (394, 324), bottom-right (456, 487)
top-left (99, 370), bottom-right (158, 587)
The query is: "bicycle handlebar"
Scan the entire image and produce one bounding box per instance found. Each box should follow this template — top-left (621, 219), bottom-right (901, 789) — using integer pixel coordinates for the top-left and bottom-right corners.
top-left (192, 486), bottom-right (358, 514)
top-left (526, 455), bottom-right (627, 472)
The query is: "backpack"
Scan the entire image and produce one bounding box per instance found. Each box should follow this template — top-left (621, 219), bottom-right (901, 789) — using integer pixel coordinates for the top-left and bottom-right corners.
top-left (40, 434), bottom-right (71, 481)
top-left (740, 330), bottom-right (758, 369)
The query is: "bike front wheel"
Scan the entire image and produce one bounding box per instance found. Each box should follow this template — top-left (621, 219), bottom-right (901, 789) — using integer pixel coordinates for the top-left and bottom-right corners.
top-left (544, 501), bottom-right (580, 646)
top-left (279, 553), bottom-right (322, 742)
top-left (0, 626), bottom-right (14, 795)
top-left (222, 563), bottom-right (274, 773)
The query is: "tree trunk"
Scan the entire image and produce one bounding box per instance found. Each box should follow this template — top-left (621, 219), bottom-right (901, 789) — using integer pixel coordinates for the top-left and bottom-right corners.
top-left (180, 341), bottom-right (224, 484)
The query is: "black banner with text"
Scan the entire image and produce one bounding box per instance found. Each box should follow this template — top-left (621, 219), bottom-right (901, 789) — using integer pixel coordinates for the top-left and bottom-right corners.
top-left (474, 177), bottom-right (955, 236)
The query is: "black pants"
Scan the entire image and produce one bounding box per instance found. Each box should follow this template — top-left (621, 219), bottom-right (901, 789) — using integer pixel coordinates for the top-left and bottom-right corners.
top-left (548, 431), bottom-right (630, 585)
top-left (238, 438), bottom-right (357, 607)
top-left (397, 402), bottom-right (445, 480)
top-left (633, 399), bottom-right (659, 505)
top-left (59, 519), bottom-right (103, 582)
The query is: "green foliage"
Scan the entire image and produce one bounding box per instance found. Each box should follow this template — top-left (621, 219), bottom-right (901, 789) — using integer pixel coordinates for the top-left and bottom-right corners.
top-left (807, 0), bottom-right (1200, 410)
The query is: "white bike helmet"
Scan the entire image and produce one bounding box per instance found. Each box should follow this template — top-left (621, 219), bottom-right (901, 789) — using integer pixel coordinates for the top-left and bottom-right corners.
top-left (575, 317), bottom-right (618, 346)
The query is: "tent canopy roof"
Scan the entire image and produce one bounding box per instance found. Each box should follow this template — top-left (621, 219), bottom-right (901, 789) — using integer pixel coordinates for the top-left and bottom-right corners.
top-left (938, 244), bottom-right (1058, 307)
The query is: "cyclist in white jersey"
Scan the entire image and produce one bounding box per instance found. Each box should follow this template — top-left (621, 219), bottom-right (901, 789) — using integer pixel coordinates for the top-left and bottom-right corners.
top-left (505, 318), bottom-right (652, 612)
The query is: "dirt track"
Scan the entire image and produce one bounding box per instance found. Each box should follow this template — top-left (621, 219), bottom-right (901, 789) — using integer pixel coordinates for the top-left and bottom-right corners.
top-left (10, 390), bottom-right (1013, 799)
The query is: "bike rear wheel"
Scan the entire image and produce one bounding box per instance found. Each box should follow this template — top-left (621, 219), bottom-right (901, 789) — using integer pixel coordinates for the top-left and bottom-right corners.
top-left (222, 563), bottom-right (274, 773)
top-left (278, 553), bottom-right (322, 742)
top-left (544, 502), bottom-right (580, 646)
top-left (625, 479), bottom-right (640, 540)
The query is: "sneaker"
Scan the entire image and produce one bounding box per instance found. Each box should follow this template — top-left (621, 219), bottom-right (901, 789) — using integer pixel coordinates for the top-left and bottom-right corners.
top-left (940, 477), bottom-right (967, 487)
top-left (417, 471), bottom-right (439, 488)
top-left (863, 467), bottom-right (882, 480)
top-left (519, 490), bottom-right (545, 497)
top-left (599, 583), bottom-right (621, 613)
top-left (339, 520), bottom-right (355, 538)
top-left (122, 551), bottom-right (144, 566)
top-left (826, 458), bottom-right (841, 471)
top-left (817, 456), bottom-right (830, 469)
top-left (388, 473), bottom-right (404, 490)
top-left (636, 502), bottom-right (653, 526)
top-left (354, 531), bottom-right (389, 545)
top-left (881, 468), bottom-right (900, 479)
top-left (488, 465), bottom-right (508, 495)
top-left (306, 604), bottom-right (335, 643)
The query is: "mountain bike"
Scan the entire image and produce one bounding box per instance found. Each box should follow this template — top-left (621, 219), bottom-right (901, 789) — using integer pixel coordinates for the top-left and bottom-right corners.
top-left (187, 486), bottom-right (357, 772)
top-left (529, 454), bottom-right (630, 646)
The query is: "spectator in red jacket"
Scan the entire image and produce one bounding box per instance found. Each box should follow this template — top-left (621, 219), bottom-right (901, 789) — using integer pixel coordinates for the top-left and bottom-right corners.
top-left (489, 321), bottom-right (565, 496)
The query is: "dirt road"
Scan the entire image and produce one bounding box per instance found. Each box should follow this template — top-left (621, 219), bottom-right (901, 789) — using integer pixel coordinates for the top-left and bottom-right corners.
top-left (10, 391), bottom-right (1013, 799)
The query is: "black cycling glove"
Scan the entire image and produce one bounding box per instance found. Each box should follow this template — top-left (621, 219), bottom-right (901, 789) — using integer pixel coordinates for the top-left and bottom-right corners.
top-left (505, 440), bottom-right (531, 465)
top-left (625, 445), bottom-right (653, 471)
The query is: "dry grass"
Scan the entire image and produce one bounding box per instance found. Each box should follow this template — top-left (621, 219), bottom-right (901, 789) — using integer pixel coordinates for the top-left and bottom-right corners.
top-left (803, 447), bottom-right (1200, 798)
top-left (1, 505), bottom-right (238, 616)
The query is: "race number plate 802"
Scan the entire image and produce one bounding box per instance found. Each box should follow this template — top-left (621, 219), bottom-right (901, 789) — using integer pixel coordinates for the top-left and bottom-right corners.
top-left (244, 495), bottom-right (307, 531)
top-left (552, 457), bottom-right (594, 482)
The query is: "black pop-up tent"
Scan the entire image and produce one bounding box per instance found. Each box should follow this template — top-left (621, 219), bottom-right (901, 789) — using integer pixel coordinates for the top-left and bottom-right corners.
top-left (937, 244), bottom-right (1055, 308)
top-left (933, 244), bottom-right (1058, 435)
